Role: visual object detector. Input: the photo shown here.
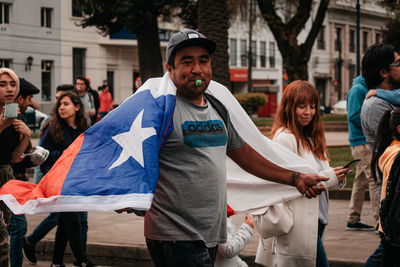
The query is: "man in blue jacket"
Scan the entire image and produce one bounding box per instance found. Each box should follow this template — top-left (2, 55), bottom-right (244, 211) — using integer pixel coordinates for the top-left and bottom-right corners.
top-left (346, 75), bottom-right (379, 231)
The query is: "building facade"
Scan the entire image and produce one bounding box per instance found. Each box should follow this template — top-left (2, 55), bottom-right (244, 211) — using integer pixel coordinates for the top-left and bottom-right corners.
top-left (302, 0), bottom-right (387, 111)
top-left (0, 0), bottom-right (389, 115)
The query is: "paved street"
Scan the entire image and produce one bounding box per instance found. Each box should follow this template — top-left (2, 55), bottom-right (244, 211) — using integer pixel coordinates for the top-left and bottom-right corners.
top-left (21, 199), bottom-right (378, 266)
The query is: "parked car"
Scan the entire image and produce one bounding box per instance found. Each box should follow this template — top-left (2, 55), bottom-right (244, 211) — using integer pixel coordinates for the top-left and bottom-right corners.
top-left (332, 100), bottom-right (347, 114)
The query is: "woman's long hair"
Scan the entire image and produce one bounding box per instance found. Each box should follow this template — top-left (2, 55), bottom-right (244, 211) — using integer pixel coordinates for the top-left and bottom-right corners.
top-left (40, 91), bottom-right (88, 144)
top-left (271, 80), bottom-right (328, 160)
top-left (371, 109), bottom-right (400, 182)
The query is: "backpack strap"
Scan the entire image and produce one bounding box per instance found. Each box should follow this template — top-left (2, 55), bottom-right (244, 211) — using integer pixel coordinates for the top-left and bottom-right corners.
top-left (204, 93), bottom-right (229, 127)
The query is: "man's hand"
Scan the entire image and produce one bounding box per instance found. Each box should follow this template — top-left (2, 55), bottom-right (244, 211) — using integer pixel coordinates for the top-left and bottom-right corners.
top-left (115, 208), bottom-right (130, 214)
top-left (365, 89), bottom-right (377, 99)
top-left (295, 173), bottom-right (329, 197)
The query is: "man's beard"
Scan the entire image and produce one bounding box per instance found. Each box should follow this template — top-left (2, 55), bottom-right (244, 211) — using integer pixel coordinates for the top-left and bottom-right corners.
top-left (389, 74), bottom-right (400, 89)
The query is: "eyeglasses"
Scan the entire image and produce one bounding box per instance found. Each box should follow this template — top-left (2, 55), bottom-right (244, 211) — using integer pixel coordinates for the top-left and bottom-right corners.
top-left (389, 62), bottom-right (400, 67)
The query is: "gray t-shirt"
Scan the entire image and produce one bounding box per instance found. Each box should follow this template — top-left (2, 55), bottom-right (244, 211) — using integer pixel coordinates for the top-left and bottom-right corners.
top-left (361, 96), bottom-right (396, 151)
top-left (80, 92), bottom-right (95, 125)
top-left (144, 95), bottom-right (244, 247)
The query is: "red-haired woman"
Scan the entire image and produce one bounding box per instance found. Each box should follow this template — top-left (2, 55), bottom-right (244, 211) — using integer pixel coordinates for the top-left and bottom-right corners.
top-left (255, 80), bottom-right (349, 267)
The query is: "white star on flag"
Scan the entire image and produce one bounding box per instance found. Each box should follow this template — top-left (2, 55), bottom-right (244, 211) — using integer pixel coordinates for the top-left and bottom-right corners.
top-left (109, 109), bottom-right (156, 169)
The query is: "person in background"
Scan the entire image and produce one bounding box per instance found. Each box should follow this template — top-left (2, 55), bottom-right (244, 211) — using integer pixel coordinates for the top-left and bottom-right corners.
top-left (215, 205), bottom-right (254, 267)
top-left (346, 75), bottom-right (379, 231)
top-left (24, 84), bottom-right (80, 265)
top-left (255, 80), bottom-right (348, 267)
top-left (39, 91), bottom-right (93, 267)
top-left (98, 84), bottom-right (113, 119)
top-left (370, 109), bottom-right (400, 266)
top-left (84, 77), bottom-right (99, 126)
top-left (75, 77), bottom-right (95, 126)
top-left (9, 77), bottom-right (40, 267)
top-left (361, 44), bottom-right (399, 267)
top-left (0, 68), bottom-right (31, 266)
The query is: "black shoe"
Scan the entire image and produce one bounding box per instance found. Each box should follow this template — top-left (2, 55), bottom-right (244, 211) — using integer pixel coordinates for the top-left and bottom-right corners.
top-left (346, 221), bottom-right (374, 231)
top-left (76, 260), bottom-right (95, 267)
top-left (23, 237), bottom-right (37, 264)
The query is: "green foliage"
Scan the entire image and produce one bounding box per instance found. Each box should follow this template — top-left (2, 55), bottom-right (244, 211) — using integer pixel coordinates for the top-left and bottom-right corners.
top-left (328, 147), bottom-right (355, 188)
top-left (321, 114), bottom-right (347, 122)
top-left (235, 93), bottom-right (268, 115)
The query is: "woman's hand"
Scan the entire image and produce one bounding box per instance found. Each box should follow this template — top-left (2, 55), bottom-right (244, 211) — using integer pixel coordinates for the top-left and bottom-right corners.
top-left (333, 166), bottom-right (349, 183)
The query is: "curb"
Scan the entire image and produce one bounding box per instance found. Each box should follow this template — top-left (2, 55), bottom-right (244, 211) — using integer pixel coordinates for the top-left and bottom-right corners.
top-left (36, 241), bottom-right (364, 267)
top-left (329, 188), bottom-right (370, 201)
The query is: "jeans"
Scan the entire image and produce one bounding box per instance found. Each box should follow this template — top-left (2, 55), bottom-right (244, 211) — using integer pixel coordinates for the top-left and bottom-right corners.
top-left (9, 214), bottom-right (27, 267)
top-left (78, 212), bottom-right (88, 255)
top-left (27, 213), bottom-right (59, 246)
top-left (146, 238), bottom-right (218, 267)
top-left (52, 212), bottom-right (86, 265)
top-left (316, 220), bottom-right (329, 267)
top-left (364, 241), bottom-right (382, 267)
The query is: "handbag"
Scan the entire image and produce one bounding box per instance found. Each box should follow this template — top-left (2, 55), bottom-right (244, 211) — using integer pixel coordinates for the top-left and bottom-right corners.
top-left (250, 202), bottom-right (293, 239)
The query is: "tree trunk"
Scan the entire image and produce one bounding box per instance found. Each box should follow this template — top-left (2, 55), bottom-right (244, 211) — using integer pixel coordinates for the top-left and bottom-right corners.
top-left (283, 48), bottom-right (309, 81)
top-left (257, 0), bottom-right (329, 83)
top-left (198, 0), bottom-right (231, 90)
top-left (135, 14), bottom-right (164, 82)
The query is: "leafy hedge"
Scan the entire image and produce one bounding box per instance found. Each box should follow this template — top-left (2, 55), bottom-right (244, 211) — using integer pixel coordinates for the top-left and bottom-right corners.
top-left (235, 93), bottom-right (268, 115)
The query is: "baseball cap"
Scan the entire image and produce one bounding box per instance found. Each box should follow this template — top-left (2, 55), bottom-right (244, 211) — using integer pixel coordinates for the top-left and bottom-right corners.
top-left (166, 30), bottom-right (216, 64)
top-left (18, 78), bottom-right (40, 97)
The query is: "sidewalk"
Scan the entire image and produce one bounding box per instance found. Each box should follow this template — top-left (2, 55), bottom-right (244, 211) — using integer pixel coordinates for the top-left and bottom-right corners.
top-left (23, 199), bottom-right (378, 267)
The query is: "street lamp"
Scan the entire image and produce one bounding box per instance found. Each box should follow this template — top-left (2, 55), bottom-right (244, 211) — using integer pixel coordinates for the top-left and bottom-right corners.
top-left (25, 56), bottom-right (33, 71)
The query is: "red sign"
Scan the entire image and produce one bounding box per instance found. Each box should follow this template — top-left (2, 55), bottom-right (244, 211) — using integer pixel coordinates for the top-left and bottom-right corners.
top-left (230, 69), bottom-right (248, 82)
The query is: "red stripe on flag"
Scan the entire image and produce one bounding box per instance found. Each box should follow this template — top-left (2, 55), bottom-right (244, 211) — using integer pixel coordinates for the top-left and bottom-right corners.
top-left (0, 134), bottom-right (85, 206)
top-left (38, 134), bottom-right (85, 197)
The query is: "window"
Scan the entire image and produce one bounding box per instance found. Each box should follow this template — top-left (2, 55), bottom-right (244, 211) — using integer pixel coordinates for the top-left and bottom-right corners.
top-left (251, 40), bottom-right (257, 67)
top-left (349, 29), bottom-right (355, 53)
top-left (240, 39), bottom-right (247, 67)
top-left (335, 27), bottom-right (342, 52)
top-left (317, 26), bottom-right (325, 50)
top-left (41, 61), bottom-right (53, 101)
top-left (72, 0), bottom-right (83, 17)
top-left (0, 3), bottom-right (10, 24)
top-left (73, 48), bottom-right (86, 80)
top-left (260, 41), bottom-right (266, 68)
top-left (375, 32), bottom-right (381, 44)
top-left (0, 59), bottom-right (11, 68)
top-left (269, 42), bottom-right (275, 68)
top-left (362, 31), bottom-right (369, 53)
top-left (41, 7), bottom-right (52, 28)
top-left (229, 39), bottom-right (237, 66)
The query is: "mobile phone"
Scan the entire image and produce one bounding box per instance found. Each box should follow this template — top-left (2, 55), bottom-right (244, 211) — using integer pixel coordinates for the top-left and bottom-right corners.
top-left (4, 103), bottom-right (18, 118)
top-left (343, 159), bottom-right (361, 170)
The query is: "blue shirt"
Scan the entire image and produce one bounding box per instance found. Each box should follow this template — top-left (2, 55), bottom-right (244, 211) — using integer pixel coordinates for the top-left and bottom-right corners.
top-left (347, 76), bottom-right (368, 147)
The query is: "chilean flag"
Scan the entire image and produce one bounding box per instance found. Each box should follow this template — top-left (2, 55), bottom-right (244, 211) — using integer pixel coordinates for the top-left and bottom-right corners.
top-left (0, 74), bottom-right (176, 214)
top-left (0, 73), bottom-right (317, 215)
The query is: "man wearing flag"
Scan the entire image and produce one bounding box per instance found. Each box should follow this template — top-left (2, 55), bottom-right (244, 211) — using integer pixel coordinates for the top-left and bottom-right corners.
top-left (0, 31), bottom-right (329, 266)
top-left (141, 30), bottom-right (328, 266)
